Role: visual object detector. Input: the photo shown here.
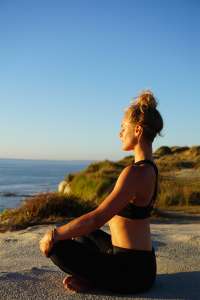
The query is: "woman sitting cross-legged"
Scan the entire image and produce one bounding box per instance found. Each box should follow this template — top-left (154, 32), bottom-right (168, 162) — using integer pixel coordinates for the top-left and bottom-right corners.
top-left (39, 89), bottom-right (163, 294)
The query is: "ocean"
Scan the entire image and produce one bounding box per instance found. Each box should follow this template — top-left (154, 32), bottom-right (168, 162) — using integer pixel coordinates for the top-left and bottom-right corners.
top-left (0, 159), bottom-right (94, 212)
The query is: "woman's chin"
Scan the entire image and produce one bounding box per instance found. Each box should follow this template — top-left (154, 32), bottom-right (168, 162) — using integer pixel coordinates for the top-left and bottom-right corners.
top-left (122, 145), bottom-right (129, 151)
top-left (121, 144), bottom-right (133, 151)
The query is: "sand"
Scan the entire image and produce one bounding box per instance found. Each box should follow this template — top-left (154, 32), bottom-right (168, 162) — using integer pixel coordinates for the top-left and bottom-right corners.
top-left (0, 222), bottom-right (200, 300)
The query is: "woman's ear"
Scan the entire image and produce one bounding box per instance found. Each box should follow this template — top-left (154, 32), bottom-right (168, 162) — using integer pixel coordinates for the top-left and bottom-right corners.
top-left (134, 125), bottom-right (143, 137)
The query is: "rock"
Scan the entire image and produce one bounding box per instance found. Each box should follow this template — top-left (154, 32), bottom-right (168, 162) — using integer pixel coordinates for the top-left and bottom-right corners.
top-left (58, 181), bottom-right (71, 195)
top-left (63, 183), bottom-right (71, 195)
top-left (58, 181), bottom-right (67, 193)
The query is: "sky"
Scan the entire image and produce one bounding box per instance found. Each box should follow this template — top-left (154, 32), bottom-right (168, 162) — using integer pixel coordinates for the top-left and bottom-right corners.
top-left (0, 0), bottom-right (199, 161)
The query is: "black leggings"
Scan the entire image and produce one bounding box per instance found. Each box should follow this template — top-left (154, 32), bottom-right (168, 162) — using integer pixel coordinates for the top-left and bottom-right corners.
top-left (49, 229), bottom-right (157, 294)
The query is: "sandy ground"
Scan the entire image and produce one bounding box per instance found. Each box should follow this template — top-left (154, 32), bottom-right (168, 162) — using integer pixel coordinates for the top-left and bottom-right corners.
top-left (1, 222), bottom-right (200, 300)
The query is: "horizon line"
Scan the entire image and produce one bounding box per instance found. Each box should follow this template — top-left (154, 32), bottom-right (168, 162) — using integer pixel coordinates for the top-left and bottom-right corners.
top-left (0, 157), bottom-right (100, 162)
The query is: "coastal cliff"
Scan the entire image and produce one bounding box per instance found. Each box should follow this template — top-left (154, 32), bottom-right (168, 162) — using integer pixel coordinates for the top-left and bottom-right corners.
top-left (0, 145), bottom-right (200, 231)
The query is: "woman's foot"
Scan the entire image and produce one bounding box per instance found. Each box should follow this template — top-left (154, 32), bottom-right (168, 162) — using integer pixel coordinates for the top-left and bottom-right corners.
top-left (63, 275), bottom-right (94, 293)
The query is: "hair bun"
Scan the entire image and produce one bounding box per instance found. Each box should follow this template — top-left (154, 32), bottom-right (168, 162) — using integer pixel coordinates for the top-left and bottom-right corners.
top-left (136, 90), bottom-right (157, 112)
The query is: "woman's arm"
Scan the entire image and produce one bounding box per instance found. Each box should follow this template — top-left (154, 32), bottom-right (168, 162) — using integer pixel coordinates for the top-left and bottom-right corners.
top-left (54, 209), bottom-right (100, 241)
top-left (54, 164), bottom-right (140, 242)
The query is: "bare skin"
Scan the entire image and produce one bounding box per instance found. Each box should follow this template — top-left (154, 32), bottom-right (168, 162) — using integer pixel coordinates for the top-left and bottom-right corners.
top-left (108, 162), bottom-right (156, 251)
top-left (62, 120), bottom-right (155, 292)
top-left (62, 275), bottom-right (95, 293)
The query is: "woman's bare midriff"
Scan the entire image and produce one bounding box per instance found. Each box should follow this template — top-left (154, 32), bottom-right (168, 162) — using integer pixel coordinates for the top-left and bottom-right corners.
top-left (107, 163), bottom-right (156, 251)
top-left (108, 215), bottom-right (152, 251)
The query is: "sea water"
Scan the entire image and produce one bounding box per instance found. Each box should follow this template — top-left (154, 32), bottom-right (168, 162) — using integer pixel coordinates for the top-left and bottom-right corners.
top-left (0, 159), bottom-right (94, 211)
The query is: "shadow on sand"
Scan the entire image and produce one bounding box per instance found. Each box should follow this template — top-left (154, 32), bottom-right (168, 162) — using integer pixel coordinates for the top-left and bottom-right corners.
top-left (89, 271), bottom-right (200, 299)
top-left (1, 268), bottom-right (200, 299)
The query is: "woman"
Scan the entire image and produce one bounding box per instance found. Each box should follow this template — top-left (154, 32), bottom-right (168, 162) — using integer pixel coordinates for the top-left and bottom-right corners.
top-left (39, 90), bottom-right (163, 294)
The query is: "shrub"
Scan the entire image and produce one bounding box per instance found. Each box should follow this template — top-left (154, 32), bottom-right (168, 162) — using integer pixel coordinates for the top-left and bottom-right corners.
top-left (188, 192), bottom-right (200, 205)
top-left (96, 177), bottom-right (115, 199)
top-left (171, 146), bottom-right (189, 154)
top-left (0, 192), bottom-right (95, 231)
top-left (65, 173), bottom-right (75, 182)
top-left (154, 146), bottom-right (172, 157)
top-left (174, 161), bottom-right (194, 169)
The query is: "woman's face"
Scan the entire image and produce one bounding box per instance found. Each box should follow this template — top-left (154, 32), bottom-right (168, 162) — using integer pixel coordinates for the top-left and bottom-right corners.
top-left (119, 117), bottom-right (137, 151)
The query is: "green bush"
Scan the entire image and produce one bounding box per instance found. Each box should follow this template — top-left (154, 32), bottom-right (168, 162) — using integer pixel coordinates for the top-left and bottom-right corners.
top-left (70, 174), bottom-right (100, 201)
top-left (96, 177), bottom-right (115, 198)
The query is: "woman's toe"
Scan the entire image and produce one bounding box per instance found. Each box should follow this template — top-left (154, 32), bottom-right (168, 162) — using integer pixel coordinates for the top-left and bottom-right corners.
top-left (63, 276), bottom-right (70, 286)
top-left (63, 275), bottom-right (93, 292)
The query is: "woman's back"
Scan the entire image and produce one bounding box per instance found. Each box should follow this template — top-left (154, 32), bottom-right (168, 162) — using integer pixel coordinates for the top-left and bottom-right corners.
top-left (108, 160), bottom-right (158, 251)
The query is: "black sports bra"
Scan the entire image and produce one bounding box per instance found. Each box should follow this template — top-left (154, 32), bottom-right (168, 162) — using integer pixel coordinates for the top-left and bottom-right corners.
top-left (117, 159), bottom-right (158, 219)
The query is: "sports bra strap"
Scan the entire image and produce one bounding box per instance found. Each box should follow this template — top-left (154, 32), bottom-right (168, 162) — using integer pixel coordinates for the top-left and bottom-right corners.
top-left (133, 159), bottom-right (158, 207)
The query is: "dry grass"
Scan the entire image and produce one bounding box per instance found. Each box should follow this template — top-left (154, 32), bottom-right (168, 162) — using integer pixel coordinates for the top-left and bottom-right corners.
top-left (0, 192), bottom-right (95, 231)
top-left (157, 174), bottom-right (200, 207)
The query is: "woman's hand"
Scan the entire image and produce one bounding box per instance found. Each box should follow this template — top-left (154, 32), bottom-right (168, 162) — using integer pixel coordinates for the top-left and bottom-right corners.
top-left (39, 229), bottom-right (55, 257)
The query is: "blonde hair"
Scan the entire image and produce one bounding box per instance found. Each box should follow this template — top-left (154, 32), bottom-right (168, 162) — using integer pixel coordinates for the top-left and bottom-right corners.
top-left (124, 90), bottom-right (163, 142)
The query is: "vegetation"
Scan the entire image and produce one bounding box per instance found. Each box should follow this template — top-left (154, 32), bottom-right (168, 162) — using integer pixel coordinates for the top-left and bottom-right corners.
top-left (0, 193), bottom-right (95, 231)
top-left (158, 174), bottom-right (200, 207)
top-left (68, 160), bottom-right (123, 203)
top-left (0, 145), bottom-right (200, 231)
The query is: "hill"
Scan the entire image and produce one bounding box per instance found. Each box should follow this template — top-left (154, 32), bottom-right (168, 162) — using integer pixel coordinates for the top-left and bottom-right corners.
top-left (59, 145), bottom-right (200, 206)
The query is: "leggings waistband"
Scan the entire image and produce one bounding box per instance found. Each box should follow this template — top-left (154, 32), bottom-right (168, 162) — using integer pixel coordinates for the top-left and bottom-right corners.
top-left (113, 245), bottom-right (155, 255)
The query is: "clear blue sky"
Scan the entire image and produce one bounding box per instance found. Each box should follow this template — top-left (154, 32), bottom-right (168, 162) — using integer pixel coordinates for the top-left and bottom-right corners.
top-left (0, 0), bottom-right (199, 161)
